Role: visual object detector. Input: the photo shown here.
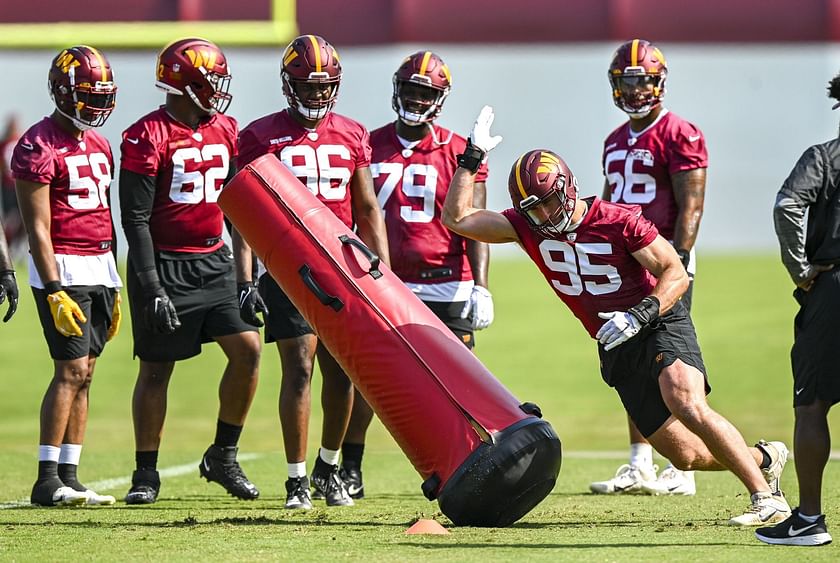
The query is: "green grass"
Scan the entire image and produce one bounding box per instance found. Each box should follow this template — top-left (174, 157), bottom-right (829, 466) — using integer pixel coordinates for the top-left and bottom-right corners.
top-left (1, 254), bottom-right (838, 561)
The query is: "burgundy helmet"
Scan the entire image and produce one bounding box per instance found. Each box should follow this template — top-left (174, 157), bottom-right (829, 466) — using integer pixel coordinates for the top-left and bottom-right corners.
top-left (391, 51), bottom-right (452, 125)
top-left (48, 45), bottom-right (116, 130)
top-left (608, 39), bottom-right (667, 118)
top-left (281, 34), bottom-right (342, 120)
top-left (156, 37), bottom-right (232, 114)
top-left (508, 149), bottom-right (579, 236)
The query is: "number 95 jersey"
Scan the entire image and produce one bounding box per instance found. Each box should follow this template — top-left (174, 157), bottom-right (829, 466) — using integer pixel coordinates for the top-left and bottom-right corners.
top-left (11, 117), bottom-right (115, 255)
top-left (120, 107), bottom-right (237, 253)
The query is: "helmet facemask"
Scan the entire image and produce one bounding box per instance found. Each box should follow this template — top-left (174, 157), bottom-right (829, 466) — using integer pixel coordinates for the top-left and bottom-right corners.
top-left (283, 72), bottom-right (340, 121)
top-left (518, 177), bottom-right (577, 236)
top-left (50, 71), bottom-right (116, 130)
top-left (610, 71), bottom-right (666, 119)
top-left (392, 77), bottom-right (448, 126)
top-left (187, 69), bottom-right (232, 115)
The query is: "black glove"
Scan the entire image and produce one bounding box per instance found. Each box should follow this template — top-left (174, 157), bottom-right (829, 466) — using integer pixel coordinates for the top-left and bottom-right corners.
top-left (676, 249), bottom-right (691, 271)
top-left (143, 286), bottom-right (181, 334)
top-left (0, 270), bottom-right (18, 323)
top-left (238, 282), bottom-right (267, 327)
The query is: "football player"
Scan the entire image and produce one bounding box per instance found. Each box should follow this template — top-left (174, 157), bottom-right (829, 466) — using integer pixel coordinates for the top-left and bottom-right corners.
top-left (0, 218), bottom-right (17, 322)
top-left (443, 106), bottom-right (791, 527)
top-left (338, 51), bottom-right (493, 499)
top-left (12, 46), bottom-right (120, 506)
top-left (119, 38), bottom-right (261, 505)
top-left (236, 34), bottom-right (389, 510)
top-left (591, 39), bottom-right (709, 497)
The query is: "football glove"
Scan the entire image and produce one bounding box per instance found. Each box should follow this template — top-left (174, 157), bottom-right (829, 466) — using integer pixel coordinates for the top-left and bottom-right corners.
top-left (596, 311), bottom-right (642, 351)
top-left (106, 293), bottom-right (121, 341)
top-left (238, 282), bottom-right (267, 327)
top-left (0, 270), bottom-right (18, 322)
top-left (460, 285), bottom-right (494, 330)
top-left (143, 288), bottom-right (181, 334)
top-left (469, 105), bottom-right (503, 153)
top-left (47, 290), bottom-right (86, 337)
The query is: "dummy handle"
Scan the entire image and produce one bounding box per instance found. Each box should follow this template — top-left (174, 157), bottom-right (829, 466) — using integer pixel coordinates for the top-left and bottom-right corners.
top-left (339, 235), bottom-right (383, 279)
top-left (299, 265), bottom-right (344, 311)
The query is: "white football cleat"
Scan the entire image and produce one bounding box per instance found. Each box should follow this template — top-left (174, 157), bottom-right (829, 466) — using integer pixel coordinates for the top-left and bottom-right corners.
top-left (589, 464), bottom-right (658, 494)
top-left (729, 491), bottom-right (791, 526)
top-left (641, 465), bottom-right (696, 496)
top-left (756, 440), bottom-right (789, 493)
top-left (83, 489), bottom-right (116, 505)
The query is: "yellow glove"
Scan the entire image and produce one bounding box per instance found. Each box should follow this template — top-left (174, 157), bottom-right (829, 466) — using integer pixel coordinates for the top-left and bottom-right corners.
top-left (107, 293), bottom-right (121, 341)
top-left (47, 290), bottom-right (87, 337)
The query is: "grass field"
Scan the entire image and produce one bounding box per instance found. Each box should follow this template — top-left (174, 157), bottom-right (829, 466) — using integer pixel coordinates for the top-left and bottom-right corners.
top-left (1, 254), bottom-right (839, 561)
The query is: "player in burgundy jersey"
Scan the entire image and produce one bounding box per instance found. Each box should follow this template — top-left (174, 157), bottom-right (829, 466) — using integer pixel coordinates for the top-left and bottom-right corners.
top-left (12, 46), bottom-right (120, 507)
top-left (0, 219), bottom-right (16, 322)
top-left (119, 38), bottom-right (261, 505)
top-left (337, 51), bottom-right (493, 499)
top-left (236, 34), bottom-right (389, 510)
top-left (442, 106), bottom-right (791, 526)
top-left (593, 39), bottom-right (709, 497)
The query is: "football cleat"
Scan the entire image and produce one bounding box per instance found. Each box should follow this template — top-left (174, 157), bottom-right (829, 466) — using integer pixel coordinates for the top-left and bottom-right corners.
top-left (199, 445), bottom-right (260, 500)
top-left (729, 491), bottom-right (791, 526)
top-left (30, 478), bottom-right (88, 507)
top-left (284, 477), bottom-right (313, 510)
top-left (124, 469), bottom-right (160, 505)
top-left (340, 465), bottom-right (364, 500)
top-left (756, 440), bottom-right (789, 494)
top-left (640, 465), bottom-right (696, 496)
top-left (311, 458), bottom-right (354, 507)
top-left (589, 464), bottom-right (658, 495)
top-left (82, 489), bottom-right (116, 505)
top-left (756, 508), bottom-right (833, 546)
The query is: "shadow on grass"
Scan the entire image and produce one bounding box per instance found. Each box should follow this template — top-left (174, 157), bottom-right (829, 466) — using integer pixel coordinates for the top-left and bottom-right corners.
top-left (396, 541), bottom-right (764, 549)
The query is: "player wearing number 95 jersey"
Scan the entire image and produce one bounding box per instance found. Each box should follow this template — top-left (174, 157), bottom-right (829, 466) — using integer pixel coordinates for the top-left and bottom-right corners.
top-left (119, 38), bottom-right (261, 506)
top-left (12, 45), bottom-right (121, 507)
top-left (236, 34), bottom-right (389, 510)
top-left (443, 108), bottom-right (792, 526)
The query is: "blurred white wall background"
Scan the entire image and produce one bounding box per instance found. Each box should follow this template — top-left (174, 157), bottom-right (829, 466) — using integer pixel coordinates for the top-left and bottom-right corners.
top-left (1, 43), bottom-right (838, 253)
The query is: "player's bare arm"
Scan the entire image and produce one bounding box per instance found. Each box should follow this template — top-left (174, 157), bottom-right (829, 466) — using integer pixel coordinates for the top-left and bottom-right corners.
top-left (465, 181), bottom-right (491, 287)
top-left (671, 167), bottom-right (706, 255)
top-left (15, 179), bottom-right (60, 283)
top-left (631, 235), bottom-right (690, 313)
top-left (232, 228), bottom-right (253, 284)
top-left (443, 168), bottom-right (518, 244)
top-left (351, 166), bottom-right (391, 267)
top-left (601, 178), bottom-right (612, 201)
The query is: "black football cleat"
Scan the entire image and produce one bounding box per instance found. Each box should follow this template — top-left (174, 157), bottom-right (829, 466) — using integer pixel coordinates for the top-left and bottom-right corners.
top-left (125, 469), bottom-right (161, 505)
top-left (340, 465), bottom-right (364, 500)
top-left (30, 477), bottom-right (87, 507)
top-left (311, 457), bottom-right (353, 507)
top-left (199, 445), bottom-right (259, 500)
top-left (756, 508), bottom-right (833, 546)
top-left (284, 477), bottom-right (313, 510)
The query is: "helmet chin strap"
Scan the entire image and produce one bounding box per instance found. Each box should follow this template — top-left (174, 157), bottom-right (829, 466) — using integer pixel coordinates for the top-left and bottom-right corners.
top-left (296, 101), bottom-right (329, 121)
top-left (396, 110), bottom-right (453, 146)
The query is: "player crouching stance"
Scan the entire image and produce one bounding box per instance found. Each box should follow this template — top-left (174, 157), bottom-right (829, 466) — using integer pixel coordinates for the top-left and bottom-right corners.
top-left (441, 106), bottom-right (792, 527)
top-left (12, 46), bottom-right (121, 506)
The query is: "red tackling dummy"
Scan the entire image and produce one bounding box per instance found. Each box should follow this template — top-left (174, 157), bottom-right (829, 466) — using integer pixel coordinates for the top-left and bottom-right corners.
top-left (219, 154), bottom-right (561, 526)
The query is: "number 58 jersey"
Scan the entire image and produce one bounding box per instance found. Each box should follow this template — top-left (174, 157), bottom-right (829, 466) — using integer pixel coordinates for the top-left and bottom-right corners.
top-left (120, 107), bottom-right (238, 253)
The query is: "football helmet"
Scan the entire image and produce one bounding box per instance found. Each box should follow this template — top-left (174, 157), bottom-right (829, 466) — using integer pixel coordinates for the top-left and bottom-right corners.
top-left (48, 46), bottom-right (116, 131)
top-left (391, 51), bottom-right (451, 125)
top-left (508, 149), bottom-right (579, 236)
top-left (608, 39), bottom-right (667, 118)
top-left (156, 37), bottom-right (232, 114)
top-left (281, 35), bottom-right (342, 121)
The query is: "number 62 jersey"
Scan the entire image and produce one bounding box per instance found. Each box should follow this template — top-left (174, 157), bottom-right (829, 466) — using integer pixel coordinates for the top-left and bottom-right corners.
top-left (120, 107), bottom-right (237, 253)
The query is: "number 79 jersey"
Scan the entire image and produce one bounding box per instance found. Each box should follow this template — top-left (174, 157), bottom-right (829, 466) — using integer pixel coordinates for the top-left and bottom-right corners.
top-left (502, 197), bottom-right (659, 339)
top-left (120, 108), bottom-right (237, 253)
top-left (11, 116), bottom-right (115, 255)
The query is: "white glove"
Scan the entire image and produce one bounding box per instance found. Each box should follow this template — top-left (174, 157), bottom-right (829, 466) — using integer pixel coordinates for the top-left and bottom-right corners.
top-left (460, 285), bottom-right (494, 330)
top-left (469, 105), bottom-right (503, 153)
top-left (595, 311), bottom-right (642, 351)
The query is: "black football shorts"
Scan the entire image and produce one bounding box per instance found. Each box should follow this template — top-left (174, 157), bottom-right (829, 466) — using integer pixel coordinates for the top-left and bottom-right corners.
top-left (791, 266), bottom-right (840, 406)
top-left (598, 301), bottom-right (709, 437)
top-left (127, 246), bottom-right (255, 362)
top-left (33, 285), bottom-right (116, 361)
top-left (421, 299), bottom-right (474, 349)
top-left (258, 272), bottom-right (314, 342)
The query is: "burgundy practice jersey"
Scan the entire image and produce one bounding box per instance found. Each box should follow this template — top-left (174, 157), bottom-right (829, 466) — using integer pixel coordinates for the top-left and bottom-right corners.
top-left (602, 110), bottom-right (707, 240)
top-left (502, 197), bottom-right (658, 339)
top-left (120, 107), bottom-right (237, 253)
top-left (370, 122), bottom-right (488, 283)
top-left (237, 109), bottom-right (371, 229)
top-left (11, 117), bottom-right (114, 255)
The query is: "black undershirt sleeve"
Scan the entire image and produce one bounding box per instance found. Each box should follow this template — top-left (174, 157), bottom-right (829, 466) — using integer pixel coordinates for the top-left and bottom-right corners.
top-left (119, 169), bottom-right (160, 294)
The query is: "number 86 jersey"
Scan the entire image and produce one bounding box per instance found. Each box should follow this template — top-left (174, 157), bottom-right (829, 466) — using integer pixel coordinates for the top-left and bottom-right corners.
top-left (120, 108), bottom-right (238, 253)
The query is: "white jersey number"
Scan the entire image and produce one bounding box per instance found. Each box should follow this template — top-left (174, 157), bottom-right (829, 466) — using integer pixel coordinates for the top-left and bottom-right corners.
top-left (280, 144), bottom-right (352, 200)
top-left (604, 149), bottom-right (656, 205)
top-left (371, 162), bottom-right (438, 223)
top-left (539, 240), bottom-right (622, 296)
top-left (65, 153), bottom-right (112, 210)
top-left (170, 144), bottom-right (230, 204)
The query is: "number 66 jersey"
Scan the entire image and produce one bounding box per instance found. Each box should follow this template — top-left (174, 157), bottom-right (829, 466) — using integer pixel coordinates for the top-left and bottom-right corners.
top-left (120, 107), bottom-right (238, 253)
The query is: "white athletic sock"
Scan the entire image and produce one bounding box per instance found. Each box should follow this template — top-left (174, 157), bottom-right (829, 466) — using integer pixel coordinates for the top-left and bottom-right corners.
top-left (799, 512), bottom-right (821, 523)
top-left (629, 443), bottom-right (654, 470)
top-left (319, 447), bottom-right (340, 467)
top-left (59, 444), bottom-right (82, 465)
top-left (287, 462), bottom-right (307, 479)
top-left (38, 445), bottom-right (60, 463)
